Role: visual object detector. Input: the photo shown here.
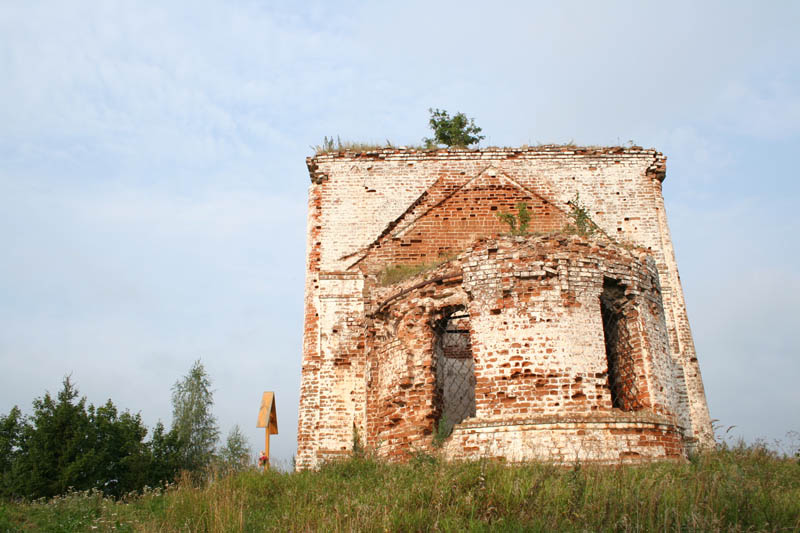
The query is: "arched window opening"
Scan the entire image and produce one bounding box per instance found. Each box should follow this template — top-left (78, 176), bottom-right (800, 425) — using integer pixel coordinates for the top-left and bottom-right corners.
top-left (433, 307), bottom-right (476, 436)
top-left (600, 278), bottom-right (643, 411)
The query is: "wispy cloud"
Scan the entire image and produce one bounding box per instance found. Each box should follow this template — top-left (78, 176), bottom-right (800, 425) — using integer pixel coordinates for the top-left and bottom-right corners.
top-left (1, 0), bottom-right (799, 461)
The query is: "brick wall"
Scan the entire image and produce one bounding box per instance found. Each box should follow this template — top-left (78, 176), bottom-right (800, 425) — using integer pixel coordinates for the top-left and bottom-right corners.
top-left (354, 168), bottom-right (567, 273)
top-left (359, 235), bottom-right (687, 462)
top-left (297, 147), bottom-right (712, 469)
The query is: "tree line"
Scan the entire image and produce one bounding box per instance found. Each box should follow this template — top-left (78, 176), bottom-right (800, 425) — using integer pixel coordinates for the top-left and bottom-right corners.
top-left (0, 360), bottom-right (250, 499)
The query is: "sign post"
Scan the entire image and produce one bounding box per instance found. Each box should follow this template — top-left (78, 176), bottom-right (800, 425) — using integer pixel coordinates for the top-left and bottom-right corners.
top-left (256, 391), bottom-right (278, 470)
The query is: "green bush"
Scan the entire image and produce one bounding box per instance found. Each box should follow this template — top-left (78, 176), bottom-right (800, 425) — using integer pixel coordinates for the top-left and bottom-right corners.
top-left (424, 108), bottom-right (485, 148)
top-left (0, 378), bottom-right (155, 499)
top-left (0, 364), bottom-right (227, 500)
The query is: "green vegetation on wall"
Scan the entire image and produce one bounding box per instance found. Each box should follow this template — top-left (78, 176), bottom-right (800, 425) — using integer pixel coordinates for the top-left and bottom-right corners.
top-left (376, 256), bottom-right (454, 286)
top-left (564, 193), bottom-right (599, 237)
top-left (312, 136), bottom-right (403, 155)
top-left (497, 202), bottom-right (532, 236)
top-left (424, 108), bottom-right (485, 148)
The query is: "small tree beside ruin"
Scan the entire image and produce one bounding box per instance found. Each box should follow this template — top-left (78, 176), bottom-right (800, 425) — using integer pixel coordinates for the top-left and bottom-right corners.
top-left (171, 360), bottom-right (219, 472)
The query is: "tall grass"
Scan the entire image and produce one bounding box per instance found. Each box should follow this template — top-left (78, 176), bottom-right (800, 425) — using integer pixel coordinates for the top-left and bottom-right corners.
top-left (2, 443), bottom-right (798, 532)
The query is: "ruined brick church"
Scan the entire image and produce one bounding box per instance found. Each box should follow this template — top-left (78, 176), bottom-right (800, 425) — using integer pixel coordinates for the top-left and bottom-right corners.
top-left (296, 146), bottom-right (713, 470)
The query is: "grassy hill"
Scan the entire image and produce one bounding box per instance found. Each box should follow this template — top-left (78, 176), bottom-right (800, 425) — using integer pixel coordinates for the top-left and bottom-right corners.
top-left (1, 443), bottom-right (798, 532)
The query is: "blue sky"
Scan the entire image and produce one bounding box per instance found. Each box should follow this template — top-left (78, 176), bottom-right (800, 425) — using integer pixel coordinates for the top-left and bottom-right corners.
top-left (1, 1), bottom-right (798, 465)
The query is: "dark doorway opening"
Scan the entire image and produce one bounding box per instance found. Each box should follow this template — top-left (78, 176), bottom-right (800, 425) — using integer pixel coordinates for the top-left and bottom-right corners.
top-left (433, 306), bottom-right (476, 436)
top-left (600, 278), bottom-right (643, 411)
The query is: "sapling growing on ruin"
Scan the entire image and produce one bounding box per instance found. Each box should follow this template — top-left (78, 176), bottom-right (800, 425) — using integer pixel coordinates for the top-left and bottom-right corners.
top-left (498, 202), bottom-right (532, 236)
top-left (565, 193), bottom-right (597, 237)
top-left (424, 108), bottom-right (485, 148)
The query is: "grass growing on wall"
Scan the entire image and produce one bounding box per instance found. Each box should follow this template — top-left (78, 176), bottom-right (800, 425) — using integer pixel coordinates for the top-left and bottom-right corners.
top-left (376, 256), bottom-right (455, 286)
top-left (1, 443), bottom-right (799, 532)
top-left (312, 136), bottom-right (428, 155)
top-left (377, 263), bottom-right (439, 286)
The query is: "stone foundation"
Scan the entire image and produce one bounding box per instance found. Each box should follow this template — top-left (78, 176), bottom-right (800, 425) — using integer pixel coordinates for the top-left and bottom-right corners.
top-left (444, 414), bottom-right (685, 463)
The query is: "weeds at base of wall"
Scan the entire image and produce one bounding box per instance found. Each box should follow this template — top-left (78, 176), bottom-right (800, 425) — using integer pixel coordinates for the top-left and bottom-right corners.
top-left (352, 424), bottom-right (365, 457)
top-left (2, 441), bottom-right (798, 532)
top-left (432, 415), bottom-right (453, 448)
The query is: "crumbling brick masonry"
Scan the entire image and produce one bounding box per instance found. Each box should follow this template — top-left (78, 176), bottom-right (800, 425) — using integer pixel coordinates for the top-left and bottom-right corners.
top-left (297, 146), bottom-right (713, 469)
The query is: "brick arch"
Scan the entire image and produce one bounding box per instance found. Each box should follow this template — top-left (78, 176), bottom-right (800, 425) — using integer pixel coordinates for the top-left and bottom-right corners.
top-left (365, 276), bottom-right (470, 457)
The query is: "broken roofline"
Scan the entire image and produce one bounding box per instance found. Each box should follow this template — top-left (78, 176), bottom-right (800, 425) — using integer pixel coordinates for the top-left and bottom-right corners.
top-left (306, 145), bottom-right (668, 184)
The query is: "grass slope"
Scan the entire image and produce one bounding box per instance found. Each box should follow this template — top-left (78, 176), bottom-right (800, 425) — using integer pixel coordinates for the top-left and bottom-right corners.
top-left (1, 444), bottom-right (798, 532)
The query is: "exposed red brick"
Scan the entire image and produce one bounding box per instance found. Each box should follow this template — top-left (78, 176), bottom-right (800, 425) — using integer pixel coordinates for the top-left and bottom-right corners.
top-left (296, 147), bottom-right (712, 470)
